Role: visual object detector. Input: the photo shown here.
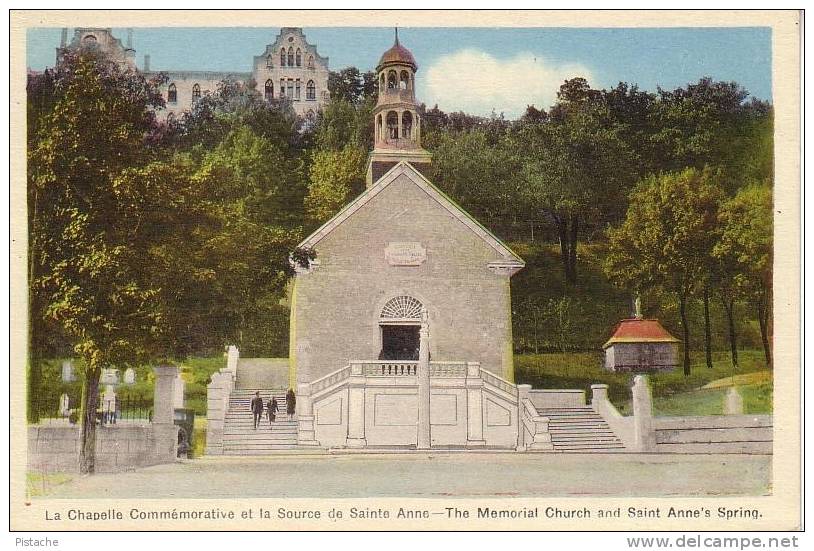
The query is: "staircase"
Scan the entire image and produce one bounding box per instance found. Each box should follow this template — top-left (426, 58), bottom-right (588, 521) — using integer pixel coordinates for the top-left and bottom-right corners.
top-left (537, 406), bottom-right (625, 453)
top-left (222, 389), bottom-right (298, 455)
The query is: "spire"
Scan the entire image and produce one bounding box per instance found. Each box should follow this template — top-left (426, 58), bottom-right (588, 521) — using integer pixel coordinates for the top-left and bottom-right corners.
top-left (394, 27), bottom-right (399, 46)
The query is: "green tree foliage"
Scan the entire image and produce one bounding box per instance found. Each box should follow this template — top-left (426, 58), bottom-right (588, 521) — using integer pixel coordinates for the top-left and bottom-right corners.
top-left (514, 78), bottom-right (637, 283)
top-left (328, 66), bottom-right (378, 104)
top-left (28, 51), bottom-right (167, 472)
top-left (713, 184), bottom-right (773, 366)
top-left (305, 145), bottom-right (367, 224)
top-left (605, 168), bottom-right (725, 375)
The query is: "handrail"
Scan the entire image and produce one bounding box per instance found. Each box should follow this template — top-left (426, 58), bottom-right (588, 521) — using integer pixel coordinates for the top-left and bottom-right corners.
top-left (310, 364), bottom-right (352, 395)
top-left (480, 368), bottom-right (517, 397)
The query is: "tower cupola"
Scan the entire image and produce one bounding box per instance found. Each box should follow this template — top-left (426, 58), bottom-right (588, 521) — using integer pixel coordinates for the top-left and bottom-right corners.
top-left (366, 29), bottom-right (432, 187)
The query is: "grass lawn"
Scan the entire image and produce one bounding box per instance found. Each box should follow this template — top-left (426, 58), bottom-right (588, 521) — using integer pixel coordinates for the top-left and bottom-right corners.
top-left (26, 472), bottom-right (73, 498)
top-left (192, 416), bottom-right (207, 458)
top-left (515, 349), bottom-right (772, 415)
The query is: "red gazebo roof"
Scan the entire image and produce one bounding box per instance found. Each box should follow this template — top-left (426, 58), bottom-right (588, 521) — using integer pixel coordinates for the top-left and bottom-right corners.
top-left (602, 318), bottom-right (680, 349)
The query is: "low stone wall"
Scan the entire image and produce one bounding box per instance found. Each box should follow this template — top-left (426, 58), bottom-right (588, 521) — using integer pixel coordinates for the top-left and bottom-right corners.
top-left (28, 423), bottom-right (179, 473)
top-left (655, 415), bottom-right (773, 454)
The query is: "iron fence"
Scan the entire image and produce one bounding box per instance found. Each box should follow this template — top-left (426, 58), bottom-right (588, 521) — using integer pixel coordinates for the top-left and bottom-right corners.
top-left (30, 392), bottom-right (153, 425)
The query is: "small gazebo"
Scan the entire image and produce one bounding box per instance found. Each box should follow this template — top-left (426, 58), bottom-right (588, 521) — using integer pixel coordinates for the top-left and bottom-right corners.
top-left (603, 317), bottom-right (680, 373)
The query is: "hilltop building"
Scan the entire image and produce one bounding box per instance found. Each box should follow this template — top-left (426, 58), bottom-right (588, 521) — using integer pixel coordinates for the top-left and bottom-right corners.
top-left (54, 27), bottom-right (330, 120)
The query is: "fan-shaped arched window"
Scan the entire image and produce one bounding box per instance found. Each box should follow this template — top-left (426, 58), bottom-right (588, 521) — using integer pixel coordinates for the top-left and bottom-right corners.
top-left (296, 48), bottom-right (302, 67)
top-left (265, 79), bottom-right (274, 100)
top-left (402, 111), bottom-right (413, 139)
top-left (167, 83), bottom-right (177, 103)
top-left (280, 49), bottom-right (286, 66)
top-left (192, 83), bottom-right (201, 102)
top-left (387, 70), bottom-right (397, 90)
top-left (380, 296), bottom-right (423, 322)
top-left (386, 111), bottom-right (399, 139)
top-left (287, 47), bottom-right (294, 67)
top-left (400, 70), bottom-right (410, 90)
top-left (306, 80), bottom-right (315, 100)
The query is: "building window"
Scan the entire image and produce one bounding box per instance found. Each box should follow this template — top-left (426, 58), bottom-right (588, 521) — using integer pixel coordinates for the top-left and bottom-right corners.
top-left (295, 80), bottom-right (301, 100)
top-left (167, 83), bottom-right (177, 104)
top-left (279, 79), bottom-right (285, 97)
top-left (402, 111), bottom-right (413, 139)
top-left (296, 48), bottom-right (302, 67)
top-left (380, 73), bottom-right (385, 90)
top-left (287, 47), bottom-right (294, 67)
top-left (306, 80), bottom-right (315, 100)
top-left (265, 79), bottom-right (274, 100)
top-left (266, 55), bottom-right (273, 68)
top-left (192, 83), bottom-right (201, 102)
top-left (380, 296), bottom-right (423, 322)
top-left (387, 70), bottom-right (397, 90)
top-left (386, 111), bottom-right (399, 139)
top-left (280, 49), bottom-right (286, 66)
top-left (307, 55), bottom-right (314, 69)
top-left (400, 71), bottom-right (410, 90)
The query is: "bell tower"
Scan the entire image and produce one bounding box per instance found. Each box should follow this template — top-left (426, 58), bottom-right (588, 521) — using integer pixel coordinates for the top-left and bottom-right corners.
top-left (366, 29), bottom-right (433, 187)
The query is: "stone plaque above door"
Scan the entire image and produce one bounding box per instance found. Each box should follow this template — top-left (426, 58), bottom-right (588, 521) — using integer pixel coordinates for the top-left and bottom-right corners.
top-left (385, 242), bottom-right (426, 266)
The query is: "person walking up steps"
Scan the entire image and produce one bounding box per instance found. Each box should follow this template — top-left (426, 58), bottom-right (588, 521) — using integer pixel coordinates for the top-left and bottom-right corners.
top-left (286, 388), bottom-right (296, 421)
top-left (250, 391), bottom-right (264, 430)
top-left (268, 396), bottom-right (279, 427)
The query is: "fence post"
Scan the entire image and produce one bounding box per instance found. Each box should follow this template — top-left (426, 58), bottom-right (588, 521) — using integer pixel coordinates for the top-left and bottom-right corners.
top-left (296, 382), bottom-right (319, 447)
top-left (346, 362), bottom-right (367, 448)
top-left (632, 375), bottom-right (656, 452)
top-left (151, 365), bottom-right (179, 463)
top-left (516, 383), bottom-right (532, 450)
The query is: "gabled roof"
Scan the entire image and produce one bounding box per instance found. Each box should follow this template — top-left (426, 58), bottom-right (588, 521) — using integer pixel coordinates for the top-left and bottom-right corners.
top-left (603, 319), bottom-right (680, 349)
top-left (297, 161), bottom-right (524, 266)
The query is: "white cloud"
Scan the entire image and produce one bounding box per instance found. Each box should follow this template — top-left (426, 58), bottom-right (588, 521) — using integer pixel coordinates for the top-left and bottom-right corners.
top-left (421, 49), bottom-right (595, 119)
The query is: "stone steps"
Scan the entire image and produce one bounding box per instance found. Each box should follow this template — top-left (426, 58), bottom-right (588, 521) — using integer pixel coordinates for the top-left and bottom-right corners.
top-left (221, 388), bottom-right (299, 454)
top-left (537, 407), bottom-right (626, 453)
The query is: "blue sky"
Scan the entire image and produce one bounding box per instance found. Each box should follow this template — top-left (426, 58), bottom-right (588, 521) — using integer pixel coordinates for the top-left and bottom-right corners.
top-left (26, 26), bottom-right (771, 118)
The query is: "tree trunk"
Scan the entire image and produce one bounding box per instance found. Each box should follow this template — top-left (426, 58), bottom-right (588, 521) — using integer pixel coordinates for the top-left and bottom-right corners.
top-left (568, 215), bottom-right (579, 283)
top-left (679, 293), bottom-right (691, 376)
top-left (722, 297), bottom-right (739, 369)
top-left (703, 287), bottom-right (713, 369)
top-left (79, 367), bottom-right (101, 474)
top-left (555, 215), bottom-right (571, 282)
top-left (757, 292), bottom-right (772, 367)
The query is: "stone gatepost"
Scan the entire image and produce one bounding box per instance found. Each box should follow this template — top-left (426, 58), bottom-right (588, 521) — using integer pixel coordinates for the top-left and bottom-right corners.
top-left (346, 362), bottom-right (367, 448)
top-left (152, 365), bottom-right (179, 463)
top-left (416, 308), bottom-right (431, 450)
top-left (205, 371), bottom-right (232, 455)
top-left (173, 373), bottom-right (185, 409)
top-left (724, 386), bottom-right (744, 415)
top-left (296, 382), bottom-right (319, 447)
top-left (466, 362), bottom-right (486, 448)
top-left (225, 345), bottom-right (239, 378)
top-left (632, 375), bottom-right (656, 452)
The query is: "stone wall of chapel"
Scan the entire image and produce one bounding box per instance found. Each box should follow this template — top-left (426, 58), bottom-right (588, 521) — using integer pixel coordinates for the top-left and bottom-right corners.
top-left (152, 73), bottom-right (248, 119)
top-left (293, 174), bottom-right (515, 384)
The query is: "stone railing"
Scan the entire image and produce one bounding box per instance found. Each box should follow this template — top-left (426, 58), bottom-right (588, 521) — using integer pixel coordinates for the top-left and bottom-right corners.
top-left (516, 390), bottom-right (554, 452)
top-left (429, 361), bottom-right (468, 377)
top-left (310, 364), bottom-right (352, 395)
top-left (590, 383), bottom-right (636, 449)
top-left (480, 368), bottom-right (517, 398)
top-left (358, 361), bottom-right (417, 376)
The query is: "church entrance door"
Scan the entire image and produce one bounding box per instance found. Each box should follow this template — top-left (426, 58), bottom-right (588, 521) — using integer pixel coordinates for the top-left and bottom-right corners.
top-left (380, 325), bottom-right (420, 360)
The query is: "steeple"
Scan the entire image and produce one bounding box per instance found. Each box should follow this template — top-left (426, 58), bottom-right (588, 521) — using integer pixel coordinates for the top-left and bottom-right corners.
top-left (365, 29), bottom-right (432, 187)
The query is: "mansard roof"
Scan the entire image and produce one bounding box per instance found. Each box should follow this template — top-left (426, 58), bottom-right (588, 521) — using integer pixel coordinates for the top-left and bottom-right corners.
top-left (298, 161), bottom-right (524, 266)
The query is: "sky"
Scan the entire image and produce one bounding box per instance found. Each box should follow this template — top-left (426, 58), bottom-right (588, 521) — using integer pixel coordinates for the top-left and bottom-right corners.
top-left (26, 26), bottom-right (772, 119)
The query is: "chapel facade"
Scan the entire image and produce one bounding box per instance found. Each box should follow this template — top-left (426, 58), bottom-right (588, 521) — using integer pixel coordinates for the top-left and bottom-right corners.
top-left (54, 27), bottom-right (330, 120)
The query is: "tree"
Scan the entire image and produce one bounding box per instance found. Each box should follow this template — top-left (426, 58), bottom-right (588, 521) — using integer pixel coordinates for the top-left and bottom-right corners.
top-left (28, 51), bottom-right (167, 472)
top-left (605, 168), bottom-right (725, 375)
top-left (328, 67), bottom-right (377, 104)
top-left (515, 79), bottom-right (637, 283)
top-left (714, 183), bottom-right (773, 366)
top-left (304, 145), bottom-right (367, 224)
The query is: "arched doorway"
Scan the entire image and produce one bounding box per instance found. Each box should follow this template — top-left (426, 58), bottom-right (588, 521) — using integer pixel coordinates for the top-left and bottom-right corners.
top-left (378, 296), bottom-right (422, 360)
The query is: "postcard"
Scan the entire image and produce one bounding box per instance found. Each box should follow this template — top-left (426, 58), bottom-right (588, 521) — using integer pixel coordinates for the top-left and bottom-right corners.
top-left (9, 9), bottom-right (802, 533)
